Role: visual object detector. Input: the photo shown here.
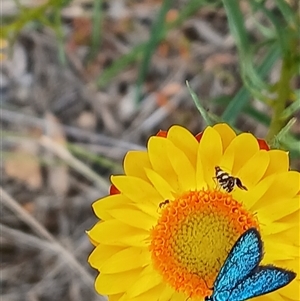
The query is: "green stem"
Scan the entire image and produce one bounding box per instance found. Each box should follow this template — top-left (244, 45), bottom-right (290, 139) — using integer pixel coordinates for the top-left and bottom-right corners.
top-left (88, 0), bottom-right (102, 62)
top-left (54, 7), bottom-right (66, 65)
top-left (266, 56), bottom-right (292, 144)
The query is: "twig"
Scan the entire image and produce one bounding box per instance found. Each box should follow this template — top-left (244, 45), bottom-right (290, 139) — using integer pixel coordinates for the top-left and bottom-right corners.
top-left (122, 75), bottom-right (201, 139)
top-left (1, 222), bottom-right (57, 251)
top-left (40, 136), bottom-right (109, 191)
top-left (1, 187), bottom-right (56, 242)
top-left (1, 222), bottom-right (101, 299)
top-left (0, 108), bottom-right (143, 151)
top-left (0, 187), bottom-right (106, 300)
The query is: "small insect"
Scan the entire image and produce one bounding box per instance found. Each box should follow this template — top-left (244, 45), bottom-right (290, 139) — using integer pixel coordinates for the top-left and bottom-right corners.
top-left (205, 228), bottom-right (296, 301)
top-left (215, 166), bottom-right (247, 193)
top-left (159, 199), bottom-right (170, 209)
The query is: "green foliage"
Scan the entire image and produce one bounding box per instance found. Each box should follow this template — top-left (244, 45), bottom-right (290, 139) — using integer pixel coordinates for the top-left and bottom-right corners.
top-left (88, 0), bottom-right (103, 62)
top-left (97, 0), bottom-right (210, 88)
top-left (2, 0), bottom-right (72, 64)
top-left (135, 0), bottom-right (173, 103)
top-left (186, 81), bottom-right (216, 126)
top-left (3, 0), bottom-right (299, 159)
top-left (221, 0), bottom-right (299, 155)
top-left (2, 0), bottom-right (70, 38)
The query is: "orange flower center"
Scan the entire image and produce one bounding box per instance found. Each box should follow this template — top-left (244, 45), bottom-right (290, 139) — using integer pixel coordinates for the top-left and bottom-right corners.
top-left (149, 189), bottom-right (259, 298)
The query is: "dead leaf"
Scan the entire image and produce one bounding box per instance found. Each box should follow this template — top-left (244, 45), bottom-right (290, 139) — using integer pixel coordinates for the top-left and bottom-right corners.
top-left (166, 9), bottom-right (179, 23)
top-left (44, 113), bottom-right (69, 197)
top-left (5, 144), bottom-right (42, 190)
top-left (44, 112), bottom-right (67, 145)
top-left (160, 82), bottom-right (182, 97)
top-left (22, 201), bottom-right (35, 214)
top-left (204, 53), bottom-right (236, 71)
top-left (155, 83), bottom-right (182, 108)
top-left (76, 111), bottom-right (97, 131)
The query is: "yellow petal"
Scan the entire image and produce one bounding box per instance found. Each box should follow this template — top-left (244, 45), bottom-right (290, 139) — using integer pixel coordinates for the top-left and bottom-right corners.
top-left (263, 250), bottom-right (295, 261)
top-left (278, 278), bottom-right (300, 301)
top-left (111, 175), bottom-right (163, 205)
top-left (277, 209), bottom-right (300, 225)
top-left (109, 207), bottom-right (157, 230)
top-left (134, 202), bottom-right (159, 219)
top-left (197, 126), bottom-right (223, 189)
top-left (148, 137), bottom-right (180, 192)
top-left (257, 196), bottom-right (300, 223)
top-left (254, 171), bottom-right (300, 209)
top-left (267, 291), bottom-right (288, 301)
top-left (167, 140), bottom-right (196, 191)
top-left (126, 265), bottom-right (163, 298)
top-left (167, 125), bottom-right (198, 166)
top-left (95, 268), bottom-right (142, 295)
top-left (145, 168), bottom-right (176, 200)
top-left (264, 241), bottom-right (299, 259)
top-left (196, 146), bottom-right (206, 190)
top-left (236, 150), bottom-right (269, 188)
top-left (274, 258), bottom-right (300, 281)
top-left (221, 133), bottom-right (259, 174)
top-left (170, 291), bottom-right (186, 301)
top-left (241, 175), bottom-right (278, 210)
top-left (128, 284), bottom-right (166, 301)
top-left (213, 123), bottom-right (236, 150)
top-left (262, 222), bottom-right (296, 236)
top-left (108, 293), bottom-right (124, 301)
top-left (266, 226), bottom-right (300, 247)
top-left (281, 226), bottom-right (300, 247)
top-left (100, 247), bottom-right (150, 273)
top-left (263, 150), bottom-right (289, 177)
top-left (88, 244), bottom-right (124, 270)
top-left (87, 232), bottom-right (99, 247)
top-left (93, 194), bottom-right (131, 220)
top-left (89, 220), bottom-right (149, 247)
top-left (158, 285), bottom-right (175, 301)
top-left (124, 151), bottom-right (152, 182)
top-left (275, 259), bottom-right (300, 276)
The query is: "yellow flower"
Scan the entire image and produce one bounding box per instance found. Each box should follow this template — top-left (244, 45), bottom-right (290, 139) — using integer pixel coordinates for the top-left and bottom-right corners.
top-left (87, 124), bottom-right (299, 301)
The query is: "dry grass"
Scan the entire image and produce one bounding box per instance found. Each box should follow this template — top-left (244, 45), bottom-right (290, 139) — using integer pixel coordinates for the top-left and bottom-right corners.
top-left (1, 1), bottom-right (299, 301)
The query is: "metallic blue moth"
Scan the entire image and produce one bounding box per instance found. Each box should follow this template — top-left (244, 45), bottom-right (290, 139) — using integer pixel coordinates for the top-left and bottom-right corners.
top-left (205, 228), bottom-right (296, 301)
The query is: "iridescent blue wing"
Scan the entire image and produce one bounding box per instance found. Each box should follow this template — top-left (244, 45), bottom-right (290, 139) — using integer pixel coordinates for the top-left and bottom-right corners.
top-left (229, 266), bottom-right (296, 301)
top-left (213, 228), bottom-right (262, 293)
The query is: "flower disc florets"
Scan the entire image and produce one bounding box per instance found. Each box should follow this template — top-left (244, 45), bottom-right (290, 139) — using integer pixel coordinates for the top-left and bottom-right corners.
top-left (150, 189), bottom-right (259, 297)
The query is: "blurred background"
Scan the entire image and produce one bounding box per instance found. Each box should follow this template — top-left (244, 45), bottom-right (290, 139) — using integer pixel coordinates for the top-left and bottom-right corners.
top-left (1, 0), bottom-right (299, 301)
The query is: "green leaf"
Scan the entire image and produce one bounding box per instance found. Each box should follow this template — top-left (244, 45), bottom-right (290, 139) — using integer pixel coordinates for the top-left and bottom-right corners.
top-left (222, 0), bottom-right (272, 102)
top-left (222, 44), bottom-right (280, 124)
top-left (278, 133), bottom-right (300, 158)
top-left (276, 118), bottom-right (296, 141)
top-left (222, 0), bottom-right (249, 52)
top-left (280, 98), bottom-right (300, 120)
top-left (274, 0), bottom-right (297, 27)
top-left (54, 6), bottom-right (66, 65)
top-left (254, 2), bottom-right (290, 56)
top-left (88, 0), bottom-right (103, 62)
top-left (244, 106), bottom-right (271, 126)
top-left (96, 43), bottom-right (146, 88)
top-left (96, 0), bottom-right (208, 88)
top-left (135, 0), bottom-right (172, 103)
top-left (186, 81), bottom-right (215, 126)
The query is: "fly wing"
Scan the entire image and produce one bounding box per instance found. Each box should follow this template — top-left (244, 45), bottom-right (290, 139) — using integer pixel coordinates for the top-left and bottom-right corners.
top-left (213, 228), bottom-right (263, 293)
top-left (229, 266), bottom-right (296, 301)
